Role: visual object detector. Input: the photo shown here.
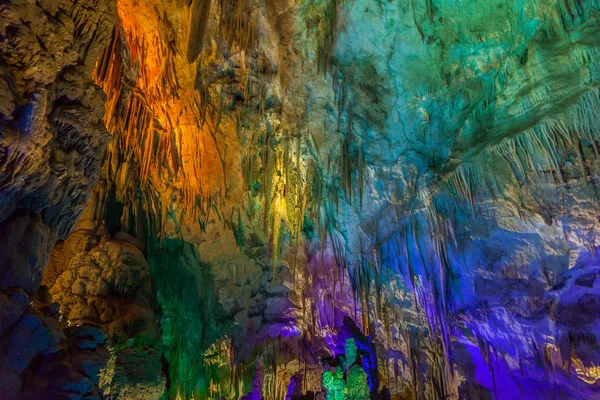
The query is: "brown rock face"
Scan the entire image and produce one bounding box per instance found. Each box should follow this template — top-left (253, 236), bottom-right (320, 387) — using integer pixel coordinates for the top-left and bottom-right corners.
top-left (50, 239), bottom-right (154, 334)
top-left (46, 227), bottom-right (165, 399)
top-left (0, 0), bottom-right (114, 234)
top-left (0, 0), bottom-right (118, 398)
top-left (0, 212), bottom-right (50, 292)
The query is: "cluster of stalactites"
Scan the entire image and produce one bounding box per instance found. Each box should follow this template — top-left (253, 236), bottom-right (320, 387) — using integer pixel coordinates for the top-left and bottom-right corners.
top-left (91, 20), bottom-right (229, 238)
top-left (445, 88), bottom-right (600, 214)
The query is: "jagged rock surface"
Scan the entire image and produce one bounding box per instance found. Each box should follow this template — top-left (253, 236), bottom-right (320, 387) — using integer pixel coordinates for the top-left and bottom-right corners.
top-left (44, 203), bottom-right (165, 399)
top-left (3, 0), bottom-right (600, 399)
top-left (0, 0), bottom-right (119, 398)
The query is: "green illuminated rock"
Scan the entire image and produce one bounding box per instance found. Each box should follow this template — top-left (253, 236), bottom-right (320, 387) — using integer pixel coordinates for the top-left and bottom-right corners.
top-left (347, 365), bottom-right (370, 400)
top-left (323, 339), bottom-right (369, 400)
top-left (345, 338), bottom-right (357, 367)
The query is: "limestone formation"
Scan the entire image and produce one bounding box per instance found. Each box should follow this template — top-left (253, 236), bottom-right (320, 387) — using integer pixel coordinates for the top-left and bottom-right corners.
top-left (2, 0), bottom-right (600, 399)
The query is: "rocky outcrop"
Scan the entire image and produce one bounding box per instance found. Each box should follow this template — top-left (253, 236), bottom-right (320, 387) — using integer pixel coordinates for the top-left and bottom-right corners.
top-left (49, 239), bottom-right (155, 337)
top-left (44, 203), bottom-right (165, 399)
top-left (0, 0), bottom-right (113, 234)
top-left (0, 0), bottom-right (116, 398)
top-left (0, 212), bottom-right (50, 292)
top-left (0, 288), bottom-right (111, 400)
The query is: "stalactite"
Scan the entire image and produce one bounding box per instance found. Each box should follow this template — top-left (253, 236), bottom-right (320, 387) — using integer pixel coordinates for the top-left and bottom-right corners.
top-left (445, 87), bottom-right (600, 220)
top-left (187, 0), bottom-right (213, 62)
top-left (300, 0), bottom-right (341, 75)
top-left (219, 0), bottom-right (256, 52)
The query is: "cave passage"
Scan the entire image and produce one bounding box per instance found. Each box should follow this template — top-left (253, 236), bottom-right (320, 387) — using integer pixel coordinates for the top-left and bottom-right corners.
top-left (1, 0), bottom-right (600, 399)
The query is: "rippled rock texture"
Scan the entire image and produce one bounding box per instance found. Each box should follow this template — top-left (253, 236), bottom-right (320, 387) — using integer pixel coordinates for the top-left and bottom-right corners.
top-left (2, 0), bottom-right (600, 399)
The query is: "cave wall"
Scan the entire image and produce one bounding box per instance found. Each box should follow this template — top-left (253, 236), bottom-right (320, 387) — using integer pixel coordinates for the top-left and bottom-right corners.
top-left (2, 0), bottom-right (600, 399)
top-left (0, 0), bottom-right (121, 398)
